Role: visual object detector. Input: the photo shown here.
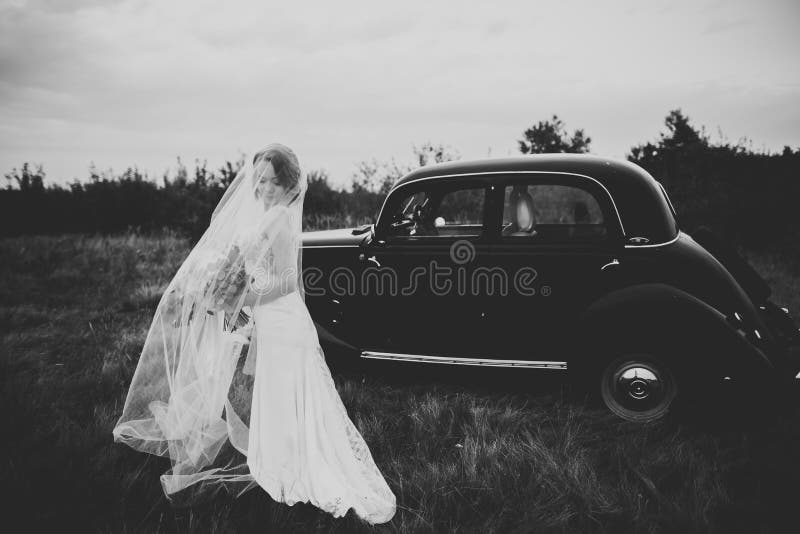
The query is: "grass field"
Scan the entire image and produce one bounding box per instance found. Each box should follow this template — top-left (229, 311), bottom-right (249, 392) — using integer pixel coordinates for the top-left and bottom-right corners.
top-left (2, 232), bottom-right (800, 533)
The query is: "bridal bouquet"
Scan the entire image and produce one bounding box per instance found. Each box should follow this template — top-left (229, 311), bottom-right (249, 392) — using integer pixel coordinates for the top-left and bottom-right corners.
top-left (197, 244), bottom-right (248, 313)
top-left (161, 245), bottom-right (250, 330)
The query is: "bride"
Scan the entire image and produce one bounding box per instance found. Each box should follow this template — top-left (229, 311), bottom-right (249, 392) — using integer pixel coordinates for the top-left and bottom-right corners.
top-left (112, 143), bottom-right (396, 525)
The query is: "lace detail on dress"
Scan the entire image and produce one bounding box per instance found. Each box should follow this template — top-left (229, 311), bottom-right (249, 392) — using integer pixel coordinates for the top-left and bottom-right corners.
top-left (310, 345), bottom-right (396, 518)
top-left (239, 205), bottom-right (289, 275)
top-left (318, 495), bottom-right (346, 518)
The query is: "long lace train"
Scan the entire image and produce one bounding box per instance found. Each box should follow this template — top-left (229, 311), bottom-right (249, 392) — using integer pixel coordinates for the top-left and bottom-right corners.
top-left (246, 291), bottom-right (396, 524)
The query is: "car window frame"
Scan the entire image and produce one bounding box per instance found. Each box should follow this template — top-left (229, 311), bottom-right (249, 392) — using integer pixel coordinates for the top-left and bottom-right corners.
top-left (376, 178), bottom-right (493, 246)
top-left (487, 173), bottom-right (625, 249)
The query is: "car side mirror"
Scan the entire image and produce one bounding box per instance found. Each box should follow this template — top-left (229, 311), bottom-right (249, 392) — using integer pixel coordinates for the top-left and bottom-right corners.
top-left (351, 223), bottom-right (373, 235)
top-left (434, 216), bottom-right (445, 227)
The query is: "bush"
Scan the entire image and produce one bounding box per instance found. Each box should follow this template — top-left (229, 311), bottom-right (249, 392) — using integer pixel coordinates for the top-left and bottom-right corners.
top-left (628, 110), bottom-right (800, 251)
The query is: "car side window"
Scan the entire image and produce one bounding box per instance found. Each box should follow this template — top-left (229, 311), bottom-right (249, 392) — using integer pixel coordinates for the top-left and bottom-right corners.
top-left (387, 186), bottom-right (485, 238)
top-left (501, 183), bottom-right (607, 243)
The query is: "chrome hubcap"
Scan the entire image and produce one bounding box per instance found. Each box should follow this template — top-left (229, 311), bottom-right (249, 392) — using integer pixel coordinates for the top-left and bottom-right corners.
top-left (612, 364), bottom-right (668, 412)
top-left (619, 367), bottom-right (659, 400)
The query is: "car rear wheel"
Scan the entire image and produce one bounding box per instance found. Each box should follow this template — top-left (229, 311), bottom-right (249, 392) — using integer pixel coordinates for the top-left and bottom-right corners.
top-left (600, 354), bottom-right (677, 423)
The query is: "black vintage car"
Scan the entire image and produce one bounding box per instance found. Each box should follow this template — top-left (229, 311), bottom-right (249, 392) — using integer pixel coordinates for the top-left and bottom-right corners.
top-left (301, 154), bottom-right (800, 422)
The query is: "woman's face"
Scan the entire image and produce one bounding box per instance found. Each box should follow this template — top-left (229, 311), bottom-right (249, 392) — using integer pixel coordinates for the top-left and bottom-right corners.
top-left (253, 158), bottom-right (286, 208)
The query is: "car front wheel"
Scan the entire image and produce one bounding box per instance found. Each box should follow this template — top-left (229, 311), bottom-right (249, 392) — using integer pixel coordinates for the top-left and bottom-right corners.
top-left (600, 355), bottom-right (677, 423)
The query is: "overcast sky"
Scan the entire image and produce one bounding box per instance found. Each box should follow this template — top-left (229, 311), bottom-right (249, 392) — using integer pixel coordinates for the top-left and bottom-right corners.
top-left (1, 0), bottom-right (798, 189)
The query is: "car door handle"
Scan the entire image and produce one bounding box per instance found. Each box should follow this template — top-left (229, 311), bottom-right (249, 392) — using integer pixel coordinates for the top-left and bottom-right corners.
top-left (601, 258), bottom-right (620, 271)
top-left (359, 253), bottom-right (381, 268)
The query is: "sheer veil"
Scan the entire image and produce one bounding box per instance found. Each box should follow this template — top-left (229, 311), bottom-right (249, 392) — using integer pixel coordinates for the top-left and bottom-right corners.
top-left (112, 143), bottom-right (307, 503)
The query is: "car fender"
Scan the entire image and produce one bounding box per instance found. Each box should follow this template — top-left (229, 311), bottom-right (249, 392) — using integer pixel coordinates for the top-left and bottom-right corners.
top-left (573, 283), bottom-right (774, 381)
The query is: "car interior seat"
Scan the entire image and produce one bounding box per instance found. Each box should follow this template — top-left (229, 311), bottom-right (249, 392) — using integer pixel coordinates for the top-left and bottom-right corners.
top-left (509, 188), bottom-right (537, 237)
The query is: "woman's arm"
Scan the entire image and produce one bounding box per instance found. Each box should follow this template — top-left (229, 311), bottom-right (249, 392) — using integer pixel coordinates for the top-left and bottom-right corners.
top-left (242, 207), bottom-right (298, 306)
top-left (240, 268), bottom-right (297, 306)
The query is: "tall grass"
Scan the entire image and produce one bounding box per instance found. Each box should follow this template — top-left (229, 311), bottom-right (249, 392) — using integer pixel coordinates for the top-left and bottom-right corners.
top-left (2, 232), bottom-right (800, 533)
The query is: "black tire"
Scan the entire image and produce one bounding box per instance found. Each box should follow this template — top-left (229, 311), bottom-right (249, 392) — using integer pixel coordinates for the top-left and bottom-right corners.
top-left (599, 354), bottom-right (678, 423)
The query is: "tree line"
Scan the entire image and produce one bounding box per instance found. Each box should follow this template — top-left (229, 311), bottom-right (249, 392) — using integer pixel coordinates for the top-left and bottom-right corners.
top-left (2, 110), bottom-right (799, 250)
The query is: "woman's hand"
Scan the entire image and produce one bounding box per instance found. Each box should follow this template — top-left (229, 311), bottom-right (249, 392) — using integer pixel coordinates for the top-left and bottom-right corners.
top-left (232, 308), bottom-right (251, 331)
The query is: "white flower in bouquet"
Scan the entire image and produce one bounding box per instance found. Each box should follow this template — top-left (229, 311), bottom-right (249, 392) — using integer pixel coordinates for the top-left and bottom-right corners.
top-left (197, 245), bottom-right (248, 313)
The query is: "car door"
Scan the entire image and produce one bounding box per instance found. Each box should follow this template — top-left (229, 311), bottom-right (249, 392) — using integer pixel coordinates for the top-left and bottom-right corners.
top-left (484, 174), bottom-right (625, 363)
top-left (356, 179), bottom-right (495, 359)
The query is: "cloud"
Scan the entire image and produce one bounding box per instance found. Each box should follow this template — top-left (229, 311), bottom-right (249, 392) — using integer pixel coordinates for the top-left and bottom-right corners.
top-left (702, 17), bottom-right (749, 35)
top-left (0, 0), bottom-right (798, 186)
top-left (25, 0), bottom-right (127, 13)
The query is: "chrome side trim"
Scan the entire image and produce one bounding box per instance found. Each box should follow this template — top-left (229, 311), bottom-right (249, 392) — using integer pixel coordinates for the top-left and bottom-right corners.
top-left (376, 170), bottom-right (627, 238)
top-left (360, 350), bottom-right (567, 369)
top-left (623, 233), bottom-right (680, 249)
top-left (657, 181), bottom-right (678, 219)
top-left (302, 244), bottom-right (359, 249)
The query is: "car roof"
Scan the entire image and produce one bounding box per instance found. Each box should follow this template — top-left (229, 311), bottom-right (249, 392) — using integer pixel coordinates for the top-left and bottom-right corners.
top-left (389, 154), bottom-right (679, 244)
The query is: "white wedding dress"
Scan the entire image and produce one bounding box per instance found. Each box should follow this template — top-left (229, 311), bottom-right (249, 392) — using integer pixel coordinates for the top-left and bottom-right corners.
top-left (235, 206), bottom-right (395, 523)
top-left (245, 289), bottom-right (396, 523)
top-left (113, 146), bottom-right (395, 525)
